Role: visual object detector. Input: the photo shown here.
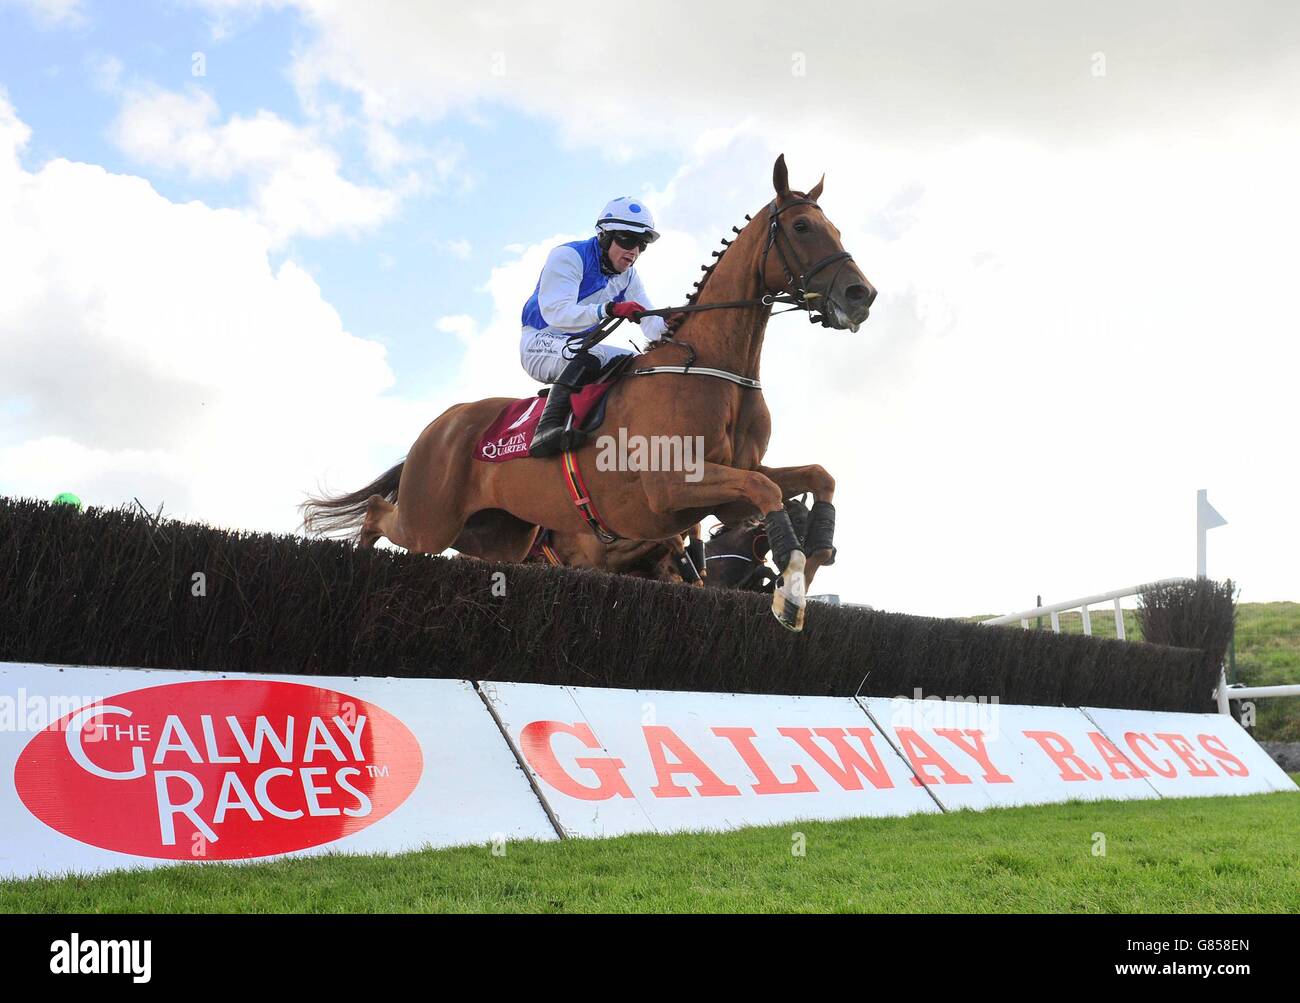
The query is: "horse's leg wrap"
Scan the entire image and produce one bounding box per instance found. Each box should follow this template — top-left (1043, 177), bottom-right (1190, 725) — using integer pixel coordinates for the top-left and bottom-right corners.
top-left (686, 536), bottom-right (705, 579)
top-left (804, 500), bottom-right (837, 564)
top-left (785, 496), bottom-right (812, 547)
top-left (765, 508), bottom-right (808, 631)
top-left (764, 508), bottom-right (803, 578)
top-left (674, 548), bottom-right (702, 584)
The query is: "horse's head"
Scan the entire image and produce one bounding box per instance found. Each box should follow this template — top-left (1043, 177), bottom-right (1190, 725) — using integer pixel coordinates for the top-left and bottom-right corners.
top-left (760, 154), bottom-right (876, 332)
top-left (704, 495), bottom-right (812, 592)
top-left (606, 535), bottom-right (702, 585)
top-left (705, 517), bottom-right (773, 591)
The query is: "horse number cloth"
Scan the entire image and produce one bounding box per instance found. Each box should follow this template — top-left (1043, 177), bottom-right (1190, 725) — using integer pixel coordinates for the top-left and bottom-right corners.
top-left (474, 383), bottom-right (614, 462)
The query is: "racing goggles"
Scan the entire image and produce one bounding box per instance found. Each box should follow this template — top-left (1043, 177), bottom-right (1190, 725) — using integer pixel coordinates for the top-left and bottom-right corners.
top-left (610, 232), bottom-right (651, 252)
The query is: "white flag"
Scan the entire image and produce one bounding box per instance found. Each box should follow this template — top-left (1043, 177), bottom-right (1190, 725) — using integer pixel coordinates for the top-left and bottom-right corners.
top-left (1198, 489), bottom-right (1227, 530)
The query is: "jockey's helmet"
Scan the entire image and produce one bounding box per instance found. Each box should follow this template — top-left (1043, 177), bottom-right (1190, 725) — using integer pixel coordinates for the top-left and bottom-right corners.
top-left (595, 196), bottom-right (660, 243)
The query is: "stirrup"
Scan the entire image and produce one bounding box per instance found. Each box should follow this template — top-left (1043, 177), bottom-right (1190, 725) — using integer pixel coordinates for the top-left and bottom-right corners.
top-left (530, 404), bottom-right (590, 455)
top-left (529, 424), bottom-right (581, 457)
top-left (529, 353), bottom-right (597, 457)
top-left (529, 396), bottom-right (579, 456)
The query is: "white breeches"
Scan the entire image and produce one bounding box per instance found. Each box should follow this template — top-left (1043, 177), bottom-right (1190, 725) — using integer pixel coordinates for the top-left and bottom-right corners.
top-left (520, 330), bottom-right (634, 384)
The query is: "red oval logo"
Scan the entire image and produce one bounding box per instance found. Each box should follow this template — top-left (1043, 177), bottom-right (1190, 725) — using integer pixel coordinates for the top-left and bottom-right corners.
top-left (14, 679), bottom-right (423, 860)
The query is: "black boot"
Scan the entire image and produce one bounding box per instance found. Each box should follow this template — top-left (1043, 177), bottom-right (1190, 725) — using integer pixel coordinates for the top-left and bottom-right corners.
top-left (529, 353), bottom-right (598, 457)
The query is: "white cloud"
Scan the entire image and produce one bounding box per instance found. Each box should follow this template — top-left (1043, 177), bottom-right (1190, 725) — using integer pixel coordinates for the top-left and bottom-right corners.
top-left (434, 122), bottom-right (1300, 615)
top-left (1, 0), bottom-right (86, 29)
top-left (705, 128), bottom-right (1300, 615)
top-left (0, 92), bottom-right (430, 532)
top-left (110, 85), bottom-right (403, 243)
top-left (191, 0), bottom-right (1300, 152)
top-left (439, 238), bottom-right (472, 260)
top-left (86, 53), bottom-right (123, 92)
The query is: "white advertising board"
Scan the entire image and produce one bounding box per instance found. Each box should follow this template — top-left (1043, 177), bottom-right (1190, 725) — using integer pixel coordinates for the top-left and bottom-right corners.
top-left (1081, 706), bottom-right (1298, 798)
top-left (5, 663), bottom-right (1293, 881)
top-left (480, 681), bottom-right (939, 837)
top-left (0, 663), bottom-right (557, 879)
top-left (858, 698), bottom-right (1165, 810)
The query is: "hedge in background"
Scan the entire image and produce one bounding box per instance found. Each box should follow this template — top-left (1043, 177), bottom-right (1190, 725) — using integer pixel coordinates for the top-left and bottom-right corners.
top-left (0, 497), bottom-right (1216, 711)
top-left (1138, 577), bottom-right (1237, 676)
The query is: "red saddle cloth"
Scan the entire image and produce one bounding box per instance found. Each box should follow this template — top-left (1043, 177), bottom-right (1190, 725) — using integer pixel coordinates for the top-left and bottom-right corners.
top-left (474, 383), bottom-right (614, 463)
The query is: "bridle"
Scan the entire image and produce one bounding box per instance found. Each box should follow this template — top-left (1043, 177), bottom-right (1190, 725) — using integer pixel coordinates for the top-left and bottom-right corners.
top-left (705, 524), bottom-right (777, 593)
top-left (644, 196), bottom-right (856, 324)
top-left (759, 197), bottom-right (855, 326)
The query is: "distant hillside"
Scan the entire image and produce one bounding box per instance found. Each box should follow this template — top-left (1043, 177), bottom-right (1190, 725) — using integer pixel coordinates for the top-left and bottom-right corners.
top-left (971, 602), bottom-right (1300, 742)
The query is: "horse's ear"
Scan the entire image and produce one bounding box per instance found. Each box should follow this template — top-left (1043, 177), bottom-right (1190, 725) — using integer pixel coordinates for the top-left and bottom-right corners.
top-left (808, 174), bottom-right (824, 202)
top-left (773, 154), bottom-right (790, 198)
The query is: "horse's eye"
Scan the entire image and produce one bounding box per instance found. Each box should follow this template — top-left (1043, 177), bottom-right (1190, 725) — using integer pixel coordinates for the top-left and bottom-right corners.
top-left (793, 219), bottom-right (810, 233)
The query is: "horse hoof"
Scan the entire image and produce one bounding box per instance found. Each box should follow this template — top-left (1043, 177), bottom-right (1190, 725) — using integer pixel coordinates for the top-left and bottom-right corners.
top-left (771, 550), bottom-right (806, 632)
top-left (772, 593), bottom-right (805, 631)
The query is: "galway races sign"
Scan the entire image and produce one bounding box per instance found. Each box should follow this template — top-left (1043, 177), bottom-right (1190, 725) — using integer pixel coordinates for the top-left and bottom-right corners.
top-left (0, 665), bottom-right (556, 878)
top-left (1, 664), bottom-right (1295, 878)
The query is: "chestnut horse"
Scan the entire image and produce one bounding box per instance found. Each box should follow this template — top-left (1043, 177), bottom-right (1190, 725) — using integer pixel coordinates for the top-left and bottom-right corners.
top-left (302, 155), bottom-right (875, 630)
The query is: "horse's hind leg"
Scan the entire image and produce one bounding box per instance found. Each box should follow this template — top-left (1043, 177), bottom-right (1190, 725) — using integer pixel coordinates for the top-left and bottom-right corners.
top-left (360, 492), bottom-right (466, 556)
top-left (359, 495), bottom-right (398, 549)
top-left (379, 415), bottom-right (491, 556)
top-left (453, 509), bottom-right (539, 562)
top-left (366, 397), bottom-right (523, 557)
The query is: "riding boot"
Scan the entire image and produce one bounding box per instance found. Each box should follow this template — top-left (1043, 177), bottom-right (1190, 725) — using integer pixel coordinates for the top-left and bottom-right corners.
top-left (529, 352), bottom-right (599, 457)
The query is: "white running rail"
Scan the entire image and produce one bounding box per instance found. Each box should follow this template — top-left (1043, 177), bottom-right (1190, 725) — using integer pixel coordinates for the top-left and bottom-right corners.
top-left (979, 579), bottom-right (1193, 639)
top-left (981, 582), bottom-right (1300, 717)
top-left (1214, 670), bottom-right (1300, 716)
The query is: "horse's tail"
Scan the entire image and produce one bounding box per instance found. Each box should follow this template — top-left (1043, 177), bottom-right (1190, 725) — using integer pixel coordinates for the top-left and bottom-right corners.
top-left (299, 459), bottom-right (405, 538)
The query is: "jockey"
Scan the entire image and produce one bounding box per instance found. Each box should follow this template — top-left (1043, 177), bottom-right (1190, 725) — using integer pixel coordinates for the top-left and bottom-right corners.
top-left (522, 196), bottom-right (669, 457)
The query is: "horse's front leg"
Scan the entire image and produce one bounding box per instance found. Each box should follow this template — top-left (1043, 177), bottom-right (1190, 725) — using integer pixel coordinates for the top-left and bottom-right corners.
top-left (638, 464), bottom-right (807, 630)
top-left (755, 463), bottom-right (837, 588)
top-left (661, 533), bottom-right (703, 586)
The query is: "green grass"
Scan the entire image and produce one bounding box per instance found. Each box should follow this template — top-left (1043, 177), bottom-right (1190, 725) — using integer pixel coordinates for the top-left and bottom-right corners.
top-left (5, 781), bottom-right (1298, 914)
top-left (1233, 603), bottom-right (1300, 742)
top-left (972, 601), bottom-right (1300, 742)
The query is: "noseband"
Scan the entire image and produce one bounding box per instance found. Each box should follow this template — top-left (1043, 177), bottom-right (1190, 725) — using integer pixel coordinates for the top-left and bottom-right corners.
top-left (760, 197), bottom-right (856, 326)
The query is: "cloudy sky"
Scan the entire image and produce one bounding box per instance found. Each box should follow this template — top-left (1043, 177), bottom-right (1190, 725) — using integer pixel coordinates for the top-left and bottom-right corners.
top-left (1, 0), bottom-right (1297, 617)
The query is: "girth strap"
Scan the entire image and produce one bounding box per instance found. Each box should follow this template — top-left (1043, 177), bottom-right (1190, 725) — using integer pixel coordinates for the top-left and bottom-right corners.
top-left (561, 448), bottom-right (620, 544)
top-left (631, 365), bottom-right (762, 389)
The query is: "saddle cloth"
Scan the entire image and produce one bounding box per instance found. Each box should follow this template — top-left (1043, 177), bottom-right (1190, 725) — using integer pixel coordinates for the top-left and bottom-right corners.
top-left (474, 383), bottom-right (615, 463)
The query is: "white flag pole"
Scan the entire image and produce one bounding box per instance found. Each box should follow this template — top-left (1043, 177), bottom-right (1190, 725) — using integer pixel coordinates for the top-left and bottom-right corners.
top-left (1196, 489), bottom-right (1228, 578)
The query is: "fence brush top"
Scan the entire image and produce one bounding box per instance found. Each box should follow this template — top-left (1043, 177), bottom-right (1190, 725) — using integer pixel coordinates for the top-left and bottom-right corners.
top-left (0, 496), bottom-right (1215, 712)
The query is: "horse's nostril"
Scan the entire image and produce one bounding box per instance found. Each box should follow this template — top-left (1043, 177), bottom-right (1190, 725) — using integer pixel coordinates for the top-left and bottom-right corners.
top-left (865, 283), bottom-right (878, 307)
top-left (845, 284), bottom-right (869, 301)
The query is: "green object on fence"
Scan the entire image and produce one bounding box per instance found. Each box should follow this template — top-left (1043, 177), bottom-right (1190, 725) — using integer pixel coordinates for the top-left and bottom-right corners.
top-left (52, 492), bottom-right (82, 510)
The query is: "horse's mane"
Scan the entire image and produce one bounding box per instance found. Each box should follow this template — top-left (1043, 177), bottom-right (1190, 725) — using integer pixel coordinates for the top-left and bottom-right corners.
top-left (667, 191), bottom-right (808, 337)
top-left (666, 215), bottom-right (743, 337)
top-left (682, 224), bottom-right (739, 306)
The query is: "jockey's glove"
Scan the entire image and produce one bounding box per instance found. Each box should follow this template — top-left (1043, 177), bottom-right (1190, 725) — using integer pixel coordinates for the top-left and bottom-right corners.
top-left (606, 301), bottom-right (647, 321)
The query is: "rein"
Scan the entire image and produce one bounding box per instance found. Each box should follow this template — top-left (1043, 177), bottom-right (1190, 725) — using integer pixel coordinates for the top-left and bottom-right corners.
top-left (572, 195), bottom-right (855, 387)
top-left (639, 196), bottom-right (854, 324)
